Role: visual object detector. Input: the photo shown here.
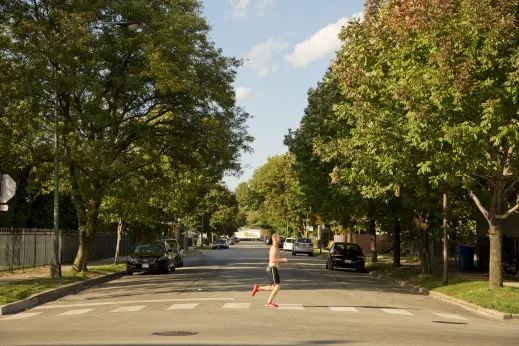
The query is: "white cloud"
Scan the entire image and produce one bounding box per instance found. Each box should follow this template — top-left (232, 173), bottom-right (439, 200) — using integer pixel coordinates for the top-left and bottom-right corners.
top-left (230, 0), bottom-right (252, 19)
top-left (284, 12), bottom-right (363, 68)
top-left (245, 38), bottom-right (287, 78)
top-left (257, 0), bottom-right (274, 16)
top-left (229, 0), bottom-right (275, 20)
top-left (235, 87), bottom-right (253, 100)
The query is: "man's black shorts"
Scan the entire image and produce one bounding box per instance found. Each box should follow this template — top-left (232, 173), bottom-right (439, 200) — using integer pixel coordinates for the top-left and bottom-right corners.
top-left (266, 266), bottom-right (280, 285)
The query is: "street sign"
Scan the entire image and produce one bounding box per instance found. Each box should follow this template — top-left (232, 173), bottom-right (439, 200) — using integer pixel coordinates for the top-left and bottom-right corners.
top-left (0, 174), bottom-right (16, 204)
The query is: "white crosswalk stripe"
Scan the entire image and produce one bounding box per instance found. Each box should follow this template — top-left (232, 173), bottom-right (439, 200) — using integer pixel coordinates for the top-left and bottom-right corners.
top-left (433, 313), bottom-right (468, 320)
top-left (0, 302), bottom-right (473, 321)
top-left (381, 309), bottom-right (414, 316)
top-left (1, 312), bottom-right (42, 320)
top-left (57, 309), bottom-right (95, 316)
top-left (111, 306), bottom-right (146, 313)
top-left (166, 303), bottom-right (199, 310)
top-left (223, 303), bottom-right (251, 309)
top-left (329, 307), bottom-right (359, 312)
top-left (277, 304), bottom-right (305, 310)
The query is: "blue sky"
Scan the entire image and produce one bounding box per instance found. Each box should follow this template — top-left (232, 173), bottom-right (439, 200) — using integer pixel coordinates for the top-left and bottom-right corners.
top-left (201, 0), bottom-right (365, 190)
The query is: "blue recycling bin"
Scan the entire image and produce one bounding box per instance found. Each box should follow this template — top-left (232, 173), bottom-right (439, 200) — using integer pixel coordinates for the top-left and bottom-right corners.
top-left (457, 245), bottom-right (475, 270)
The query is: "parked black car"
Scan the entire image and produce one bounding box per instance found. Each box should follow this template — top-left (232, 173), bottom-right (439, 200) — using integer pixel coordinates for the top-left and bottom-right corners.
top-left (326, 242), bottom-right (365, 272)
top-left (126, 241), bottom-right (178, 275)
top-left (265, 236), bottom-right (272, 245)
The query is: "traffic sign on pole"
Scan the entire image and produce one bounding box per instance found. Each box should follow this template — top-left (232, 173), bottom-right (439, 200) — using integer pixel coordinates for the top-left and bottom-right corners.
top-left (0, 174), bottom-right (16, 209)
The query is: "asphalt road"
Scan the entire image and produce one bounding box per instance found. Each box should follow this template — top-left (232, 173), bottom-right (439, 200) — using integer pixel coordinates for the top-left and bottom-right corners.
top-left (1, 243), bottom-right (518, 346)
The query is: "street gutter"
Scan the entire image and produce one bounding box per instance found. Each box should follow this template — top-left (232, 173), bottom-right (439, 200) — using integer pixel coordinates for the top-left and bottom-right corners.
top-left (369, 270), bottom-right (519, 321)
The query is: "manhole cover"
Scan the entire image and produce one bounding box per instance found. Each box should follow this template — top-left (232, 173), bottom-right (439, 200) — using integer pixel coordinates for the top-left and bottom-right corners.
top-left (153, 331), bottom-right (199, 336)
top-left (432, 321), bottom-right (468, 325)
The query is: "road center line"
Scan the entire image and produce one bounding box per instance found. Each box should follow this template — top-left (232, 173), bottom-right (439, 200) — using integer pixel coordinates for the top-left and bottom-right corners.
top-left (35, 298), bottom-right (234, 309)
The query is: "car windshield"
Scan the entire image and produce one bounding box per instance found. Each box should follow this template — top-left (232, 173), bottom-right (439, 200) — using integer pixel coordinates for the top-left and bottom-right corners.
top-left (214, 240), bottom-right (225, 244)
top-left (297, 238), bottom-right (312, 243)
top-left (286, 239), bottom-right (294, 243)
top-left (334, 244), bottom-right (361, 251)
top-left (133, 244), bottom-right (164, 253)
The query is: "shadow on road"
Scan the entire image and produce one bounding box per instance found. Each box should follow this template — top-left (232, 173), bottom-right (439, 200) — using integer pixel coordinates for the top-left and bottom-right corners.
top-left (63, 246), bottom-right (428, 303)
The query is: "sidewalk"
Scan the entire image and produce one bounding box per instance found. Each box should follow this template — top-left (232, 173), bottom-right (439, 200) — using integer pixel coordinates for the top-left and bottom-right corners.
top-left (378, 257), bottom-right (519, 288)
top-left (0, 256), bottom-right (127, 285)
top-left (442, 268), bottom-right (519, 288)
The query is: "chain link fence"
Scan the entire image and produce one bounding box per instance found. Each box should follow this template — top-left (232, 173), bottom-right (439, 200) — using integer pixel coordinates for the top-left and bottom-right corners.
top-left (0, 228), bottom-right (133, 272)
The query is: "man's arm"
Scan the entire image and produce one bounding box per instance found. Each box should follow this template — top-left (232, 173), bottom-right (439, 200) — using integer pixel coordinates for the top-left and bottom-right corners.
top-left (269, 247), bottom-right (288, 263)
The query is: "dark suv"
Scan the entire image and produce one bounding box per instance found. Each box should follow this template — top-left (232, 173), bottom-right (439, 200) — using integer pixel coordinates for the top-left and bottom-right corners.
top-left (326, 242), bottom-right (365, 272)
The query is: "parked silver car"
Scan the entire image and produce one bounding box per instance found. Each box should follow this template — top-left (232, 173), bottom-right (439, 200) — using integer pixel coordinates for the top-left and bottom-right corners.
top-left (212, 239), bottom-right (229, 249)
top-left (292, 238), bottom-right (314, 256)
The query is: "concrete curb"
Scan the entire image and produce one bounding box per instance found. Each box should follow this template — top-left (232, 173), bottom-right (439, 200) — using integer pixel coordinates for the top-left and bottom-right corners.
top-left (0, 271), bottom-right (125, 316)
top-left (369, 270), bottom-right (514, 321)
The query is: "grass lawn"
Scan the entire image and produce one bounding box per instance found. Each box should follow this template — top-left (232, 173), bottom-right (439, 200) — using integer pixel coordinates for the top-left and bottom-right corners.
top-left (0, 266), bottom-right (49, 277)
top-left (313, 248), bottom-right (329, 257)
top-left (0, 264), bottom-right (126, 306)
top-left (366, 261), bottom-right (519, 314)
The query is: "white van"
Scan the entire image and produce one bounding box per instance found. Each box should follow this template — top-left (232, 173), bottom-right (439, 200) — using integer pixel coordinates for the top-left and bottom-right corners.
top-left (283, 238), bottom-right (296, 252)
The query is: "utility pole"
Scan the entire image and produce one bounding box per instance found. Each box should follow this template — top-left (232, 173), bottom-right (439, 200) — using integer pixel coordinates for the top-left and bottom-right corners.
top-left (50, 65), bottom-right (61, 279)
top-left (185, 213), bottom-right (189, 250)
top-left (443, 182), bottom-right (449, 286)
top-left (201, 209), bottom-right (204, 247)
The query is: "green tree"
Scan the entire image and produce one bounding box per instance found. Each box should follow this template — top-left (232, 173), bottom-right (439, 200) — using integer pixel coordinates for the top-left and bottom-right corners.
top-left (245, 154), bottom-right (306, 237)
top-left (204, 184), bottom-right (240, 238)
top-left (372, 0), bottom-right (519, 287)
top-left (0, 1), bottom-right (252, 272)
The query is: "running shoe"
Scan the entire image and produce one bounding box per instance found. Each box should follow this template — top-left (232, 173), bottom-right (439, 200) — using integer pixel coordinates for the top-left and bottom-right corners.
top-left (265, 301), bottom-right (278, 308)
top-left (251, 284), bottom-right (259, 297)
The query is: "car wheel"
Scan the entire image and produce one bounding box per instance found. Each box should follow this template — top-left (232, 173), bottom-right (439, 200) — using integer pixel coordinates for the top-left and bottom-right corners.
top-left (126, 270), bottom-right (133, 275)
top-left (327, 259), bottom-right (334, 271)
top-left (308, 253), bottom-right (313, 257)
top-left (356, 266), bottom-right (365, 273)
top-left (161, 261), bottom-right (170, 274)
top-left (292, 251), bottom-right (296, 256)
top-left (170, 265), bottom-right (176, 272)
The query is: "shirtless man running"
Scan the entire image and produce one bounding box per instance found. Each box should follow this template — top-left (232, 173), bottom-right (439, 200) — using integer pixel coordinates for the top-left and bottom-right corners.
top-left (251, 233), bottom-right (288, 307)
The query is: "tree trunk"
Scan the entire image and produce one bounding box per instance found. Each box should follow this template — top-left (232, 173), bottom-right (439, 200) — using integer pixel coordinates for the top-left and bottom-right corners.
top-left (415, 215), bottom-right (432, 275)
top-left (370, 220), bottom-right (377, 262)
top-left (488, 220), bottom-right (503, 288)
top-left (175, 221), bottom-right (181, 242)
top-left (72, 231), bottom-right (93, 272)
top-left (72, 199), bottom-right (101, 273)
top-left (346, 227), bottom-right (352, 243)
top-left (114, 219), bottom-right (123, 265)
top-left (393, 221), bottom-right (401, 268)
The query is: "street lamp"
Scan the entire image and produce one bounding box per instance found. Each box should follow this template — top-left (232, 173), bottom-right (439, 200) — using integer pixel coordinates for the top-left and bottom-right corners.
top-left (50, 20), bottom-right (141, 279)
